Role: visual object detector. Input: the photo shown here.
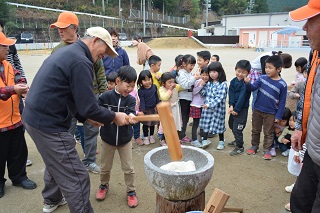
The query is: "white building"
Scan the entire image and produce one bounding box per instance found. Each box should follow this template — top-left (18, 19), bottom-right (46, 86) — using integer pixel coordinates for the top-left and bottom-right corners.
top-left (205, 12), bottom-right (307, 48)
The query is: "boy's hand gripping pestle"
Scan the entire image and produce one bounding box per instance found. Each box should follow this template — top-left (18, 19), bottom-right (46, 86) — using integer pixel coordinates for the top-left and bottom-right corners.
top-left (126, 102), bottom-right (183, 161)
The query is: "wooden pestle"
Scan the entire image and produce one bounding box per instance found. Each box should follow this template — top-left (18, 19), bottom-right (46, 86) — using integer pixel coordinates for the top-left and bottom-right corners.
top-left (125, 114), bottom-right (160, 122)
top-left (126, 102), bottom-right (183, 161)
top-left (157, 102), bottom-right (183, 161)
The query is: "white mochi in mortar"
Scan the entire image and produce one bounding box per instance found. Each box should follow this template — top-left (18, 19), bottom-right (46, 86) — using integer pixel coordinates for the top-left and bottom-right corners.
top-left (160, 160), bottom-right (196, 172)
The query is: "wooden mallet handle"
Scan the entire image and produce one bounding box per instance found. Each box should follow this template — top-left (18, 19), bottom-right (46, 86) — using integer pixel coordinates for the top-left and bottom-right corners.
top-left (125, 114), bottom-right (160, 122)
top-left (157, 102), bottom-right (183, 161)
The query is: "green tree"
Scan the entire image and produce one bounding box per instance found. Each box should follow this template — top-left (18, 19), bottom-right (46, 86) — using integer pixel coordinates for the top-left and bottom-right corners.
top-left (180, 0), bottom-right (200, 18)
top-left (252, 0), bottom-right (268, 13)
top-left (0, 0), bottom-right (11, 24)
top-left (221, 0), bottom-right (248, 15)
top-left (211, 0), bottom-right (269, 15)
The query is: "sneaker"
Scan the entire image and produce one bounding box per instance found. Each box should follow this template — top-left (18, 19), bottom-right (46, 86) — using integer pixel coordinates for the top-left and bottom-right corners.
top-left (159, 139), bottom-right (167, 146)
top-left (180, 136), bottom-right (191, 144)
top-left (247, 146), bottom-right (259, 155)
top-left (191, 140), bottom-right (203, 148)
top-left (285, 183), bottom-right (295, 193)
top-left (86, 163), bottom-right (100, 174)
top-left (43, 197), bottom-right (67, 213)
top-left (13, 179), bottom-right (37, 189)
top-left (143, 137), bottom-right (150, 145)
top-left (202, 140), bottom-right (211, 149)
top-left (149, 135), bottom-right (156, 144)
top-left (157, 133), bottom-right (164, 140)
top-left (96, 184), bottom-right (109, 201)
top-left (285, 202), bottom-right (291, 212)
top-left (134, 138), bottom-right (144, 145)
top-left (270, 148), bottom-right (276, 157)
top-left (282, 149), bottom-right (290, 157)
top-left (227, 141), bottom-right (236, 147)
top-left (127, 191), bottom-right (138, 208)
top-left (26, 159), bottom-right (32, 166)
top-left (217, 141), bottom-right (225, 150)
top-left (263, 151), bottom-right (272, 160)
top-left (230, 147), bottom-right (244, 156)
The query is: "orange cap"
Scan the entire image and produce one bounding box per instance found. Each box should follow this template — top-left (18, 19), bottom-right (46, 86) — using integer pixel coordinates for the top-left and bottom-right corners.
top-left (50, 11), bottom-right (79, 28)
top-left (0, 32), bottom-right (16, 46)
top-left (290, 0), bottom-right (320, 21)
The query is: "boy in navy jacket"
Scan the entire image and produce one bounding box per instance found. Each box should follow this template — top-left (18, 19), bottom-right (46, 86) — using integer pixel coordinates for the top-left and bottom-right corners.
top-left (228, 60), bottom-right (251, 156)
top-left (95, 66), bottom-right (139, 208)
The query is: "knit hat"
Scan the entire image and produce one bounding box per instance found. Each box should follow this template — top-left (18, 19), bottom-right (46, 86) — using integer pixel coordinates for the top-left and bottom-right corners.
top-left (290, 0), bottom-right (320, 21)
top-left (85, 27), bottom-right (118, 58)
top-left (50, 11), bottom-right (79, 28)
top-left (0, 32), bottom-right (16, 46)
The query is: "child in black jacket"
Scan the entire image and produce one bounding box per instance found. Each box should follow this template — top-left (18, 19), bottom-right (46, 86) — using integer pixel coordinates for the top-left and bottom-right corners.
top-left (95, 66), bottom-right (139, 208)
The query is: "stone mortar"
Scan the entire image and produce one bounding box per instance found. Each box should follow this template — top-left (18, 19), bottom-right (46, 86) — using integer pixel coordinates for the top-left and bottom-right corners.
top-left (144, 145), bottom-right (214, 201)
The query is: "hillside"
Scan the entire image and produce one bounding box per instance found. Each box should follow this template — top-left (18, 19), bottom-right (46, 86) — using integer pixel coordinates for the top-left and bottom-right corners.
top-left (267, 0), bottom-right (308, 12)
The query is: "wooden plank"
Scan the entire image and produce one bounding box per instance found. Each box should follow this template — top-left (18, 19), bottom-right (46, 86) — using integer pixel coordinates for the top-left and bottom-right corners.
top-left (222, 207), bottom-right (244, 213)
top-left (203, 188), bottom-right (230, 213)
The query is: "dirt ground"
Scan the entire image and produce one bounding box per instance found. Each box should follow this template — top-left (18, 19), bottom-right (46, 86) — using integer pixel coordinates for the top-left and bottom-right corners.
top-left (146, 37), bottom-right (203, 49)
top-left (0, 38), bottom-right (311, 213)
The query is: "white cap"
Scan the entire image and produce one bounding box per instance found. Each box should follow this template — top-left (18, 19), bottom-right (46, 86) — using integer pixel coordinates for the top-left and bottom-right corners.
top-left (85, 27), bottom-right (118, 58)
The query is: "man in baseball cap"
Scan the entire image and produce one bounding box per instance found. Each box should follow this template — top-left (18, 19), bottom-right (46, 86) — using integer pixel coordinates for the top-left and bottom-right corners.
top-left (23, 26), bottom-right (125, 213)
top-left (85, 26), bottom-right (118, 58)
top-left (0, 32), bottom-right (37, 199)
top-left (50, 11), bottom-right (79, 44)
top-left (289, 0), bottom-right (320, 212)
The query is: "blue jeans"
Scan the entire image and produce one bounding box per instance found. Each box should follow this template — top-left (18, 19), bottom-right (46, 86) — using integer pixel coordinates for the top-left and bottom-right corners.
top-left (133, 122), bottom-right (140, 139)
top-left (74, 128), bottom-right (81, 140)
top-left (69, 118), bottom-right (99, 165)
top-left (77, 125), bottom-right (84, 151)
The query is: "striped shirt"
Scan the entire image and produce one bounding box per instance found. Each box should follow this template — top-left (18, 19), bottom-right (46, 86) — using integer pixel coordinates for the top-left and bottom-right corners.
top-left (8, 45), bottom-right (26, 80)
top-left (246, 75), bottom-right (287, 120)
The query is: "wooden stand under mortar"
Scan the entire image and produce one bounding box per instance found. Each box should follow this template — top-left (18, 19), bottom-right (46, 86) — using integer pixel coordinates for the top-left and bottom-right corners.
top-left (156, 192), bottom-right (206, 213)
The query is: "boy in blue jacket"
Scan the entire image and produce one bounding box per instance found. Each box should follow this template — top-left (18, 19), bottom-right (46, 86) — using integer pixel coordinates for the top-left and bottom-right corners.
top-left (95, 66), bottom-right (139, 208)
top-left (103, 27), bottom-right (130, 78)
top-left (245, 55), bottom-right (287, 160)
top-left (228, 60), bottom-right (251, 156)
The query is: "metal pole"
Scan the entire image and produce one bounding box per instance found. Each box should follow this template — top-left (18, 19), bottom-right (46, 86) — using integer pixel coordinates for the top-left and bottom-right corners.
top-left (143, 0), bottom-right (146, 36)
top-left (163, 1), bottom-right (164, 20)
top-left (119, 0), bottom-right (121, 17)
top-left (102, 0), bottom-right (105, 13)
top-left (141, 0), bottom-right (142, 17)
top-left (249, 0), bottom-right (254, 13)
top-left (206, 0), bottom-right (208, 28)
